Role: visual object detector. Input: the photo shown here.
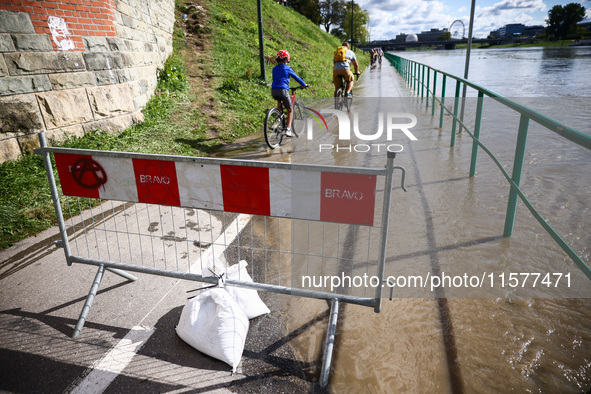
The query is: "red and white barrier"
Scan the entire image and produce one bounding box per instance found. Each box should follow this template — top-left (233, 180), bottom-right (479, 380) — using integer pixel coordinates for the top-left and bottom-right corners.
top-left (54, 153), bottom-right (377, 225)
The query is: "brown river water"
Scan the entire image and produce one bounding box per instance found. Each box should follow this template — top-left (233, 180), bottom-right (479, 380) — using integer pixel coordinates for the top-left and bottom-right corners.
top-left (221, 47), bottom-right (591, 392)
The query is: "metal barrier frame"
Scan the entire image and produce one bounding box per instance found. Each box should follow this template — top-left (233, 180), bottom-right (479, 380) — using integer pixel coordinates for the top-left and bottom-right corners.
top-left (35, 132), bottom-right (405, 387)
top-left (385, 52), bottom-right (591, 281)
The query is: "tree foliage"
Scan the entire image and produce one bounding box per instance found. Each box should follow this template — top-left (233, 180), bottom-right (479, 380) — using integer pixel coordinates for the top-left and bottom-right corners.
top-left (330, 2), bottom-right (369, 44)
top-left (319, 0), bottom-right (347, 33)
top-left (545, 3), bottom-right (586, 40)
top-left (289, 0), bottom-right (370, 44)
top-left (290, 0), bottom-right (322, 25)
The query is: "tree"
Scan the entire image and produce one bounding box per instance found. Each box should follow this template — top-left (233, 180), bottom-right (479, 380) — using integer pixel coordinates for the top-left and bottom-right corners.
top-left (290, 0), bottom-right (322, 25)
top-left (319, 0), bottom-right (347, 33)
top-left (331, 2), bottom-right (369, 45)
top-left (546, 3), bottom-right (586, 40)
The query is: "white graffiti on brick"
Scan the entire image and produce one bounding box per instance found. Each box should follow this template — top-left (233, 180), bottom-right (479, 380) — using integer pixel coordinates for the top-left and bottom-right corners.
top-left (48, 16), bottom-right (75, 51)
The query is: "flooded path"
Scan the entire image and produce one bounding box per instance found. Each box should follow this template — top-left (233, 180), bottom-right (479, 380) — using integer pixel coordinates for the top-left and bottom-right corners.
top-left (218, 58), bottom-right (591, 392)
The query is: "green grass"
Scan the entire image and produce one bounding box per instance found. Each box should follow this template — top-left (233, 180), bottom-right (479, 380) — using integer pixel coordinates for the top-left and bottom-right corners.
top-left (209, 0), bottom-right (366, 139)
top-left (0, 155), bottom-right (55, 249)
top-left (0, 0), bottom-right (369, 249)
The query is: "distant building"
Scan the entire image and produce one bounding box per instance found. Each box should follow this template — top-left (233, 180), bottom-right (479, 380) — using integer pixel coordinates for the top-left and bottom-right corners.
top-left (405, 34), bottom-right (418, 43)
top-left (523, 25), bottom-right (544, 37)
top-left (417, 28), bottom-right (449, 42)
top-left (490, 23), bottom-right (546, 38)
top-left (489, 28), bottom-right (501, 38)
top-left (499, 23), bottom-right (525, 37)
top-left (395, 33), bottom-right (407, 42)
top-left (578, 21), bottom-right (591, 33)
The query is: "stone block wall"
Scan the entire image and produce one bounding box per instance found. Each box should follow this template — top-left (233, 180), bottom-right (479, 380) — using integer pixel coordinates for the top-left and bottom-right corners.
top-left (0, 0), bottom-right (175, 163)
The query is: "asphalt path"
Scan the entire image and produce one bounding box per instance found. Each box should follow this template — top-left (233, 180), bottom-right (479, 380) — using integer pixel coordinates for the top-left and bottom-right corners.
top-left (0, 59), bottom-right (406, 393)
top-left (0, 203), bottom-right (320, 392)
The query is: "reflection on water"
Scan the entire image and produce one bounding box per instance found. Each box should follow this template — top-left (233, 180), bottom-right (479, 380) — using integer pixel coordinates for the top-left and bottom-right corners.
top-left (284, 56), bottom-right (591, 392)
top-left (219, 54), bottom-right (591, 391)
top-left (400, 46), bottom-right (591, 97)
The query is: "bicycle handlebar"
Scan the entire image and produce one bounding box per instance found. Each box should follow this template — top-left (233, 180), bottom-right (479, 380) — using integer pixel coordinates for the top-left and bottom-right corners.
top-left (290, 85), bottom-right (308, 93)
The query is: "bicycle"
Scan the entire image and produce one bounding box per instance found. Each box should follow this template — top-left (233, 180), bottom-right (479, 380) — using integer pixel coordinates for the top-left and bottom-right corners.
top-left (334, 72), bottom-right (359, 112)
top-left (264, 86), bottom-right (306, 149)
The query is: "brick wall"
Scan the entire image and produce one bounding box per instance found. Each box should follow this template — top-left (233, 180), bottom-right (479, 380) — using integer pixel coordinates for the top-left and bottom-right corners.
top-left (2, 0), bottom-right (117, 51)
top-left (0, 0), bottom-right (175, 163)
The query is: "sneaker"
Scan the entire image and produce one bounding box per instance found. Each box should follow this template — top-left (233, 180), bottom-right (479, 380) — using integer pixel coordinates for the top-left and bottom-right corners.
top-left (284, 127), bottom-right (293, 137)
top-left (345, 93), bottom-right (352, 97)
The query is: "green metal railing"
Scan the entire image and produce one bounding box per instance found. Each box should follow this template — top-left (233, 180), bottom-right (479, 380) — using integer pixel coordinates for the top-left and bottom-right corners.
top-left (385, 52), bottom-right (591, 281)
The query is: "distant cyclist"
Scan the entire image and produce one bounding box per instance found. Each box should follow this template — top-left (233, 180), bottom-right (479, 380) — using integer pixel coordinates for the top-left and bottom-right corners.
top-left (333, 42), bottom-right (359, 98)
top-left (271, 50), bottom-right (307, 137)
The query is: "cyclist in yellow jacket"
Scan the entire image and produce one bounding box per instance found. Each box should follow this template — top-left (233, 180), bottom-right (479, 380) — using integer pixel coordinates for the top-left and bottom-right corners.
top-left (333, 42), bottom-right (359, 98)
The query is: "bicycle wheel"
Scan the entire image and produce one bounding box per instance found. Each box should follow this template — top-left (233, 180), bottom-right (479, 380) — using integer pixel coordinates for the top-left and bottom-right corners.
top-left (344, 91), bottom-right (352, 112)
top-left (291, 100), bottom-right (306, 137)
top-left (335, 88), bottom-right (344, 110)
top-left (264, 107), bottom-right (284, 149)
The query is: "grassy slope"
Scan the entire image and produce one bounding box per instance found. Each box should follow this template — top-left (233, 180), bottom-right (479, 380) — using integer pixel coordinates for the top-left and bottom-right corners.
top-left (209, 0), bottom-right (361, 139)
top-left (0, 0), bottom-right (368, 249)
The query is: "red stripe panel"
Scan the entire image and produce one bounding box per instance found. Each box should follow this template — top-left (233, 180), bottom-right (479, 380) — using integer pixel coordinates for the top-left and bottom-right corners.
top-left (132, 158), bottom-right (180, 206)
top-left (220, 165), bottom-right (270, 216)
top-left (55, 153), bottom-right (101, 198)
top-left (320, 172), bottom-right (376, 226)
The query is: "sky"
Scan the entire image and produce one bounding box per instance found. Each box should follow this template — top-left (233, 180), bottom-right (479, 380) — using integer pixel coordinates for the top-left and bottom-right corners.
top-left (357, 0), bottom-right (591, 40)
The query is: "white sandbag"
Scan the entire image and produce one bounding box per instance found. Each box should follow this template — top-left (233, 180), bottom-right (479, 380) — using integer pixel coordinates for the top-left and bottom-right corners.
top-left (176, 288), bottom-right (249, 372)
top-left (201, 251), bottom-right (226, 279)
top-left (202, 254), bottom-right (270, 320)
top-left (225, 260), bottom-right (271, 319)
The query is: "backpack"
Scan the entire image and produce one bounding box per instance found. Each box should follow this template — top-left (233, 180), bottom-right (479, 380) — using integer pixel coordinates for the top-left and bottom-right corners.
top-left (334, 46), bottom-right (347, 62)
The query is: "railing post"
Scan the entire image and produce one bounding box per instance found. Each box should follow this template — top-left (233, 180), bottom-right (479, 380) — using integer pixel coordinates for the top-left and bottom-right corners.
top-left (469, 91), bottom-right (484, 177)
top-left (406, 59), bottom-right (410, 84)
top-left (439, 75), bottom-right (447, 128)
top-left (451, 80), bottom-right (461, 147)
top-left (421, 65), bottom-right (425, 99)
top-left (504, 114), bottom-right (530, 236)
top-left (414, 62), bottom-right (418, 91)
top-left (406, 58), bottom-right (409, 83)
top-left (425, 67), bottom-right (430, 109)
top-left (432, 72), bottom-right (437, 116)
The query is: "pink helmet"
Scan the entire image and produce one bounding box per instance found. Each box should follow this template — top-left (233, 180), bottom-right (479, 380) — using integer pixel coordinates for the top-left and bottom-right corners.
top-left (276, 50), bottom-right (290, 62)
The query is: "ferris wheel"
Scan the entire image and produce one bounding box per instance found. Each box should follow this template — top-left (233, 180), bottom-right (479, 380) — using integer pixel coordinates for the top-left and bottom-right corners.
top-left (449, 20), bottom-right (465, 40)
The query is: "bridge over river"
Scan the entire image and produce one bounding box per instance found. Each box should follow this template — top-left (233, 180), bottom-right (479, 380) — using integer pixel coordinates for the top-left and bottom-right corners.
top-left (362, 37), bottom-right (521, 51)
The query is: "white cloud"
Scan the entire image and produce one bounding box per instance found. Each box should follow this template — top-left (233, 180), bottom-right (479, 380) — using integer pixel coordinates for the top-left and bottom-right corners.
top-left (363, 0), bottom-right (456, 39)
top-left (358, 0), bottom-right (556, 40)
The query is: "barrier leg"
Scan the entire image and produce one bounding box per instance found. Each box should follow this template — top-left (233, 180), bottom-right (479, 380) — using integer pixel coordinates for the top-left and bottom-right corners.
top-left (72, 264), bottom-right (105, 338)
top-left (106, 267), bottom-right (138, 281)
top-left (320, 298), bottom-right (339, 388)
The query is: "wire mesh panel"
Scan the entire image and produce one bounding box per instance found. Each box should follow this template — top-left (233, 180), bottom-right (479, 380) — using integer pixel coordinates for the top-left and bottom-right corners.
top-left (56, 195), bottom-right (386, 300)
top-left (35, 132), bottom-right (402, 385)
top-left (35, 135), bottom-right (399, 307)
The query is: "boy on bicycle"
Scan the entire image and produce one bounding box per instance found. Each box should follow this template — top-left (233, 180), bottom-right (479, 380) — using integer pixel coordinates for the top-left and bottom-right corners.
top-left (271, 50), bottom-right (307, 137)
top-left (333, 42), bottom-right (359, 97)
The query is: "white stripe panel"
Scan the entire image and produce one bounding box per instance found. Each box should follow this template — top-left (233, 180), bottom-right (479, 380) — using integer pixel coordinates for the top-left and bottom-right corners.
top-left (95, 156), bottom-right (138, 202)
top-left (176, 162), bottom-right (224, 210)
top-left (269, 168), bottom-right (320, 220)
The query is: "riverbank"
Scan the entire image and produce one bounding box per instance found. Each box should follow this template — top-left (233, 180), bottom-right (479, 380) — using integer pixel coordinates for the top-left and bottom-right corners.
top-left (466, 39), bottom-right (587, 49)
